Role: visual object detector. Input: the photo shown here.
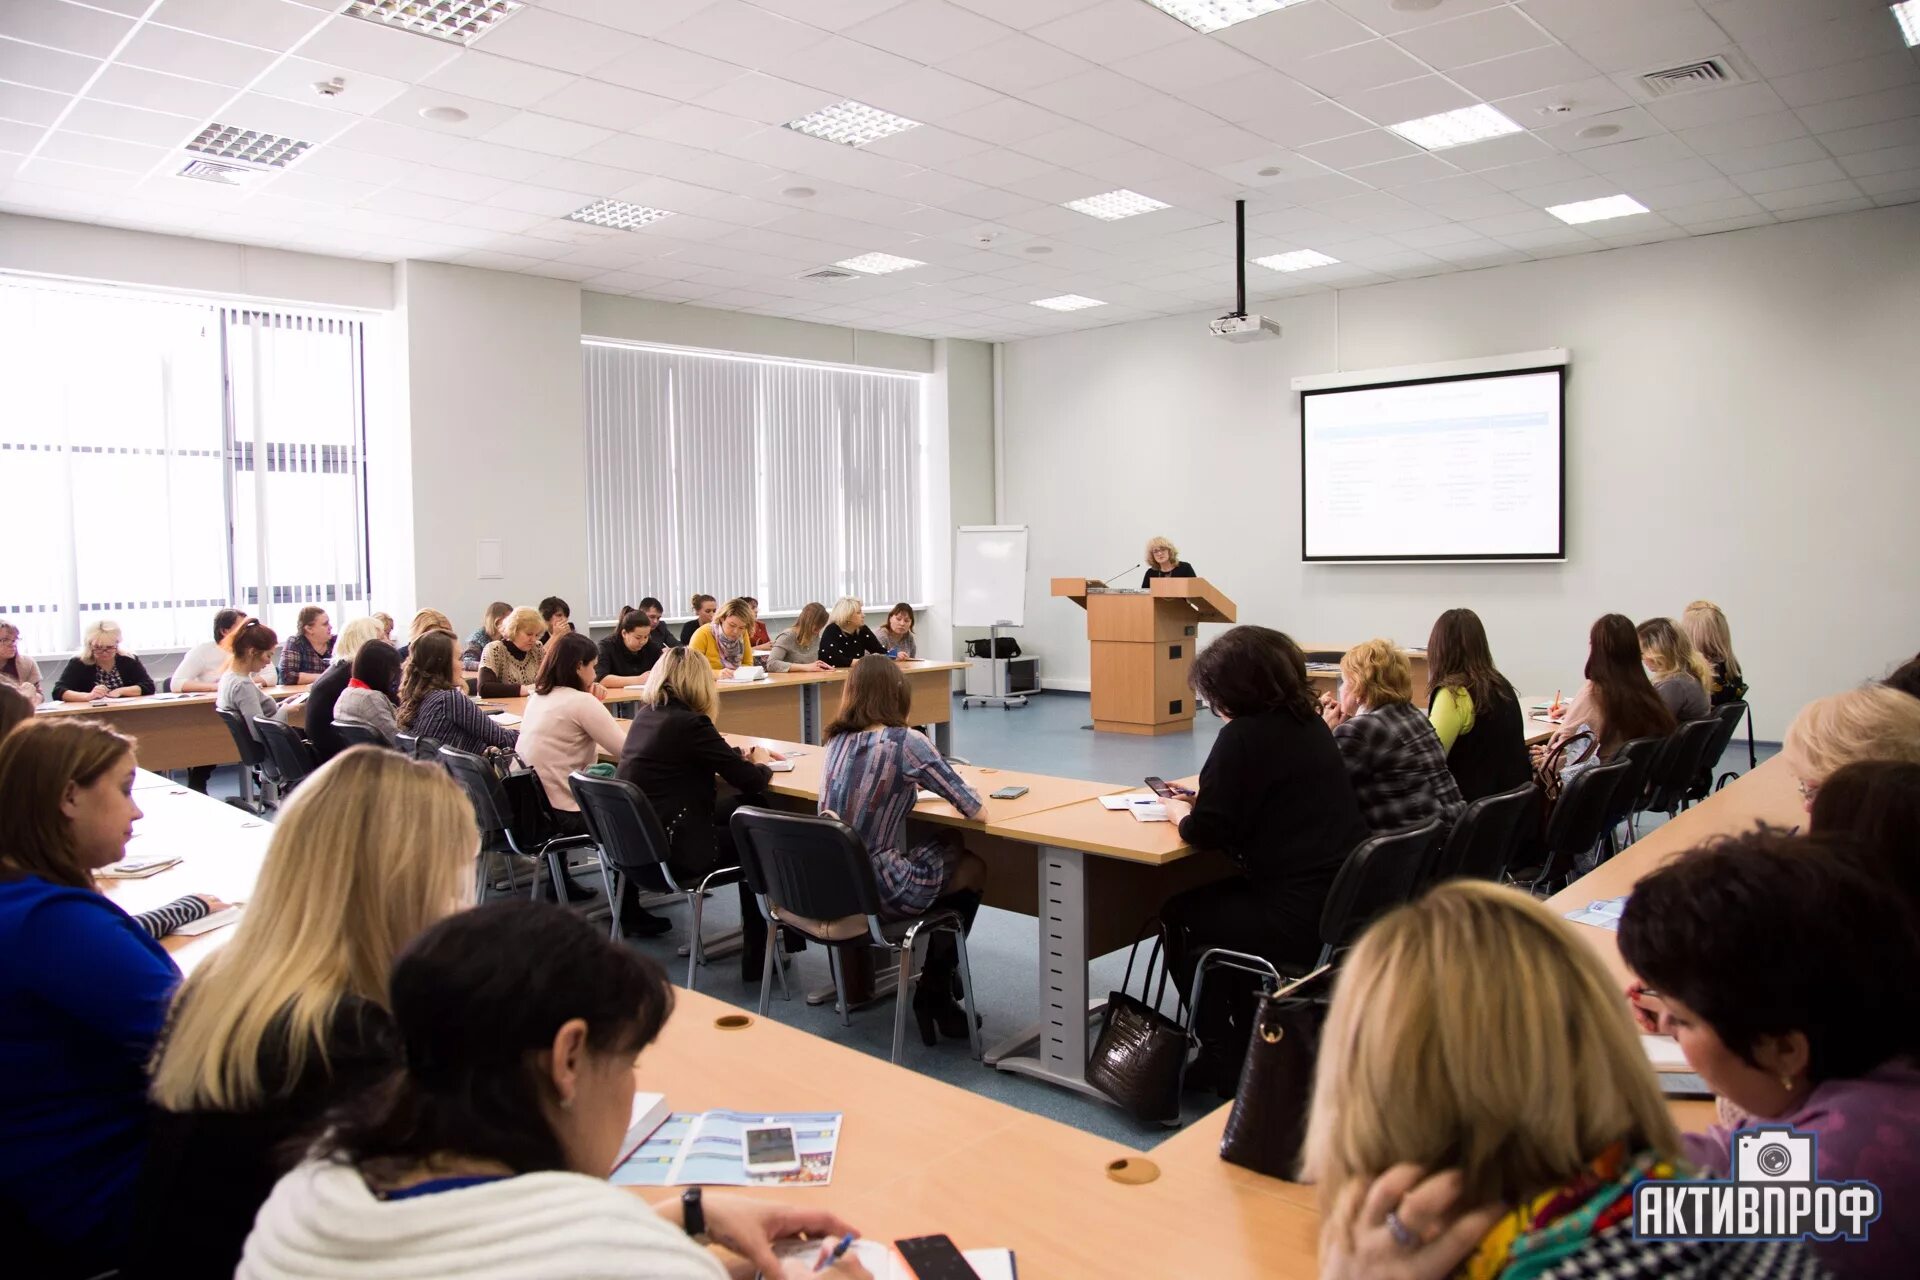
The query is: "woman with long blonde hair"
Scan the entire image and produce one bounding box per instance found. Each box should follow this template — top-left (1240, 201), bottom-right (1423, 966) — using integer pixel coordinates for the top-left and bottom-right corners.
top-left (1303, 881), bottom-right (1823, 1279)
top-left (765, 601), bottom-right (833, 672)
top-left (1681, 599), bottom-right (1746, 707)
top-left (1636, 616), bottom-right (1712, 723)
top-left (133, 746), bottom-right (478, 1272)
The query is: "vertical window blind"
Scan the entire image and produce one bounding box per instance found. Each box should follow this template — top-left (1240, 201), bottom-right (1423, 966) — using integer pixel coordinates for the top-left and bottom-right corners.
top-left (0, 277), bottom-right (370, 656)
top-left (583, 341), bottom-right (923, 621)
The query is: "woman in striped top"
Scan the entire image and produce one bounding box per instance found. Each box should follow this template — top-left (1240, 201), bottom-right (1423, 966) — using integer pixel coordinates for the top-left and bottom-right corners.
top-left (819, 656), bottom-right (985, 1046)
top-left (397, 631), bottom-right (518, 757)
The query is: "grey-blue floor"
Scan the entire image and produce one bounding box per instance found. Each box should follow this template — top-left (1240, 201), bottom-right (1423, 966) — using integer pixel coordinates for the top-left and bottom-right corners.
top-left (191, 693), bottom-right (1777, 1150)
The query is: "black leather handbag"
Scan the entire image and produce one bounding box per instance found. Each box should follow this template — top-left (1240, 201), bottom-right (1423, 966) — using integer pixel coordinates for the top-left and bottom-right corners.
top-left (1085, 922), bottom-right (1187, 1124)
top-left (1219, 965), bottom-right (1334, 1180)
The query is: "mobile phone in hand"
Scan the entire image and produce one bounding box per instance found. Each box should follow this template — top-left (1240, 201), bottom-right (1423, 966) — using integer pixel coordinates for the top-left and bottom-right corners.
top-left (1144, 776), bottom-right (1174, 799)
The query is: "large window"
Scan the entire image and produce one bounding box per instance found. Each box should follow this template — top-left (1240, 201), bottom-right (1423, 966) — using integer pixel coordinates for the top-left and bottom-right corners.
top-left (0, 277), bottom-right (370, 655)
top-left (582, 341), bottom-right (922, 621)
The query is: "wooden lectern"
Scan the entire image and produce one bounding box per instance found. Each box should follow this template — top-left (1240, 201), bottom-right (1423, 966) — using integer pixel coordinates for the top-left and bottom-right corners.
top-left (1052, 577), bottom-right (1237, 735)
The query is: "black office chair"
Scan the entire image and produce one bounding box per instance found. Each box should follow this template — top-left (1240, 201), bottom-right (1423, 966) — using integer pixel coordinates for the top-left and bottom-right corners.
top-left (333, 723), bottom-right (395, 751)
top-left (730, 805), bottom-right (981, 1065)
top-left (1296, 818), bottom-right (1444, 973)
top-left (1596, 735), bottom-right (1663, 857)
top-left (440, 746), bottom-right (597, 905)
top-left (1426, 781), bottom-right (1539, 885)
top-left (568, 772), bottom-right (750, 992)
top-left (1690, 699), bottom-right (1750, 800)
top-left (253, 717), bottom-right (317, 793)
top-left (1642, 716), bottom-right (1725, 818)
top-left (394, 732), bottom-right (443, 762)
top-left (1510, 759), bottom-right (1631, 896)
top-left (211, 705), bottom-right (272, 812)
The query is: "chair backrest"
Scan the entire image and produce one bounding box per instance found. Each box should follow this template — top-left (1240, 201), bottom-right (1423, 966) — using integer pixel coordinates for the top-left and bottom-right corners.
top-left (333, 723), bottom-right (392, 751)
top-left (1600, 735), bottom-right (1663, 828)
top-left (213, 706), bottom-right (265, 767)
top-left (1538, 759), bottom-right (1631, 885)
top-left (1687, 700), bottom-right (1750, 800)
top-left (729, 805), bottom-right (887, 928)
top-left (1431, 781), bottom-right (1539, 884)
top-left (394, 732), bottom-right (443, 761)
top-left (1319, 819), bottom-right (1443, 951)
top-left (1645, 716), bottom-right (1724, 812)
top-left (253, 717), bottom-right (314, 786)
top-left (438, 745), bottom-right (510, 847)
top-left (568, 771), bottom-right (678, 891)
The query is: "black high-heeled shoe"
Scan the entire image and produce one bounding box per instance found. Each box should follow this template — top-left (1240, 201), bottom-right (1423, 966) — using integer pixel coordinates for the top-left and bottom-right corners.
top-left (912, 983), bottom-right (982, 1045)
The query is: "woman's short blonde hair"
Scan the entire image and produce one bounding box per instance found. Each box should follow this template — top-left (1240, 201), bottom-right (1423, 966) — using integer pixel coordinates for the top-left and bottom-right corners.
top-left (828, 597), bottom-right (864, 629)
top-left (1303, 881), bottom-right (1677, 1226)
top-left (1681, 600), bottom-right (1739, 681)
top-left (1145, 535), bottom-right (1178, 564)
top-left (1338, 638), bottom-right (1412, 709)
top-left (640, 645), bottom-right (717, 719)
top-left (1636, 616), bottom-right (1712, 694)
top-left (77, 619), bottom-right (126, 660)
top-left (1783, 685), bottom-right (1920, 786)
top-left (718, 598), bottom-right (756, 628)
top-left (505, 606), bottom-right (544, 640)
top-left (335, 615), bottom-right (386, 663)
top-left (409, 608), bottom-right (453, 640)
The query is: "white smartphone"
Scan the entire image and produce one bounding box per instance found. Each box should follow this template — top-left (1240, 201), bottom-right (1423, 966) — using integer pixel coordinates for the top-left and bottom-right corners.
top-left (741, 1123), bottom-right (801, 1176)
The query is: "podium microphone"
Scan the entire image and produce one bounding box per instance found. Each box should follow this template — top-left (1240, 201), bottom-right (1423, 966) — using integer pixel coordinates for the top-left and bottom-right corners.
top-left (1094, 562), bottom-right (1143, 588)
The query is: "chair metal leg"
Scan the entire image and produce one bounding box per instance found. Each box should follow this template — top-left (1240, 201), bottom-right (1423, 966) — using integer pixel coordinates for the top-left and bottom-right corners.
top-left (891, 942), bottom-right (915, 1065)
top-left (685, 889), bottom-right (704, 991)
top-left (758, 924), bottom-right (777, 1016)
top-left (952, 925), bottom-right (982, 1061)
top-left (828, 949), bottom-right (851, 1026)
top-left (603, 867), bottom-right (623, 940)
top-left (774, 940), bottom-right (791, 1001)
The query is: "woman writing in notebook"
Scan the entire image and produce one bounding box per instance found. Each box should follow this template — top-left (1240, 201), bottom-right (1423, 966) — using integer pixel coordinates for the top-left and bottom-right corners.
top-left (689, 598), bottom-right (757, 673)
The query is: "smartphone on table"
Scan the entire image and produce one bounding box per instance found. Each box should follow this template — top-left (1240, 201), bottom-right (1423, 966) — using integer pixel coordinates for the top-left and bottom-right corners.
top-left (741, 1123), bottom-right (801, 1177)
top-left (896, 1235), bottom-right (981, 1280)
top-left (990, 785), bottom-right (1028, 800)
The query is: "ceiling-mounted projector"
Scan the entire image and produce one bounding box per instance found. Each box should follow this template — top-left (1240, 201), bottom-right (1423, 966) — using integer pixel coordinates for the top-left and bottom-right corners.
top-left (1211, 197), bottom-right (1281, 343)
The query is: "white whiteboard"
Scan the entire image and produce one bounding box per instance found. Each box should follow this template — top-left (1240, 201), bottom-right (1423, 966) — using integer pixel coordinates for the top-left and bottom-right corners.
top-left (953, 525), bottom-right (1028, 627)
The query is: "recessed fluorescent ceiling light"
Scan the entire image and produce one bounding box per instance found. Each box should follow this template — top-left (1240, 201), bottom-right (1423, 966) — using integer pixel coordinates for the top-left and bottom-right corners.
top-left (1387, 103), bottom-right (1523, 151)
top-left (1894, 2), bottom-right (1920, 47)
top-left (1031, 294), bottom-right (1106, 311)
top-left (785, 100), bottom-right (921, 147)
top-left (1254, 250), bottom-right (1340, 272)
top-left (834, 252), bottom-right (924, 275)
top-left (344, 0), bottom-right (522, 46)
top-left (1546, 194), bottom-right (1650, 225)
top-left (186, 124), bottom-right (311, 169)
top-left (1138, 0), bottom-right (1304, 35)
top-left (1063, 189), bottom-right (1168, 220)
top-left (568, 199), bottom-right (675, 231)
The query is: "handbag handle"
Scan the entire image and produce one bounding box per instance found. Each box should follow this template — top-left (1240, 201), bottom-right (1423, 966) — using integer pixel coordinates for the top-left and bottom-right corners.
top-left (1117, 915), bottom-right (1161, 995)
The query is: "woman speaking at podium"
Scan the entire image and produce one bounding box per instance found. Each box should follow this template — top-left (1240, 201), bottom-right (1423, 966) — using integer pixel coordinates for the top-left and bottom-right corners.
top-left (1141, 535), bottom-right (1195, 587)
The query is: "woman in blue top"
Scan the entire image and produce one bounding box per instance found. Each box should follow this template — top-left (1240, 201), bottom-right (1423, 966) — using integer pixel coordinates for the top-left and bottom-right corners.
top-left (0, 719), bottom-right (183, 1276)
top-left (819, 655), bottom-right (985, 1046)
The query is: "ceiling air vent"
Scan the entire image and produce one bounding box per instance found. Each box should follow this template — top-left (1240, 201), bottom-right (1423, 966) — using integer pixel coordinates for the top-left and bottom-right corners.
top-left (1636, 57), bottom-right (1744, 98)
top-left (177, 159), bottom-right (251, 186)
top-left (800, 268), bottom-right (858, 280)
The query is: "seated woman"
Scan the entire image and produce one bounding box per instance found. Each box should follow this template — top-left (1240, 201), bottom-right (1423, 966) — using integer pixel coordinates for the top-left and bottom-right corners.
top-left (133, 748), bottom-right (478, 1274)
top-left (395, 608), bottom-right (455, 666)
top-left (617, 649), bottom-right (779, 963)
top-left (1811, 759), bottom-right (1920, 911)
top-left (1620, 830), bottom-right (1920, 1278)
top-left (52, 620), bottom-right (157, 702)
top-left (817, 598), bottom-right (894, 669)
top-left (307, 615), bottom-right (388, 763)
top-left (741, 597), bottom-right (772, 649)
top-left (239, 901), bottom-right (859, 1279)
top-left (870, 602), bottom-right (918, 659)
top-left (464, 601), bottom-right (512, 672)
top-left (819, 656), bottom-right (985, 1044)
top-left (597, 606), bottom-right (665, 689)
top-left (0, 720), bottom-right (221, 1275)
top-left (217, 621), bottom-right (292, 745)
top-left (171, 608), bottom-right (249, 694)
top-left (1782, 683), bottom-right (1920, 812)
top-left (1682, 598), bottom-right (1748, 707)
top-left (1303, 880), bottom-right (1825, 1280)
top-left (1541, 613), bottom-right (1676, 782)
top-left (1322, 638), bottom-right (1465, 837)
top-left (679, 594), bottom-right (717, 647)
top-left (277, 606), bottom-right (334, 687)
top-left (689, 597), bottom-right (757, 674)
top-left (1140, 534), bottom-right (1194, 586)
top-left (479, 607), bottom-right (546, 698)
top-left (1158, 627), bottom-right (1367, 1093)
top-left (333, 639), bottom-right (404, 745)
top-left (0, 618), bottom-right (44, 702)
top-left (1637, 616), bottom-right (1711, 723)
top-left (397, 630), bottom-right (518, 758)
top-left (765, 602), bottom-right (834, 673)
top-left (538, 596), bottom-right (572, 643)
top-left (1423, 607), bottom-right (1529, 803)
top-left (372, 612), bottom-right (394, 643)
top-left (516, 634), bottom-right (627, 910)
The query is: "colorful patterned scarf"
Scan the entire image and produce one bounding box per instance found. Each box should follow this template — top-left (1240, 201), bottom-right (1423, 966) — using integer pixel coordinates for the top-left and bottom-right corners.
top-left (710, 621), bottom-right (743, 670)
top-left (1460, 1143), bottom-right (1680, 1280)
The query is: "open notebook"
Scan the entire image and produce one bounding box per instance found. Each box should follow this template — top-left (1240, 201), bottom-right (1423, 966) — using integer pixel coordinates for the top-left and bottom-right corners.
top-left (772, 1239), bottom-right (1015, 1280)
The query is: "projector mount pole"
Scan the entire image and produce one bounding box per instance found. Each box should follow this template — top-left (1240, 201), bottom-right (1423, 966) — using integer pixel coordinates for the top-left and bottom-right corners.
top-left (1233, 197), bottom-right (1247, 320)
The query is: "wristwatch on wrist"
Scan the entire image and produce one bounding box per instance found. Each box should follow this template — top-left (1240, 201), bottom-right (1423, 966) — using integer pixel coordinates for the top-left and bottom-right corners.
top-left (681, 1186), bottom-right (709, 1243)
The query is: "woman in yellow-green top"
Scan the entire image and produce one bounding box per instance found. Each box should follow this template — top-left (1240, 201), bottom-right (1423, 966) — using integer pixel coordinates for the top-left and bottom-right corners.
top-left (1424, 608), bottom-right (1530, 803)
top-left (689, 598), bottom-right (756, 673)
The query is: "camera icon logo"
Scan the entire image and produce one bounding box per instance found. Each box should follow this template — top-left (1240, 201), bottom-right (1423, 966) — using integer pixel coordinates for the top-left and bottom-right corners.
top-left (1734, 1127), bottom-right (1814, 1183)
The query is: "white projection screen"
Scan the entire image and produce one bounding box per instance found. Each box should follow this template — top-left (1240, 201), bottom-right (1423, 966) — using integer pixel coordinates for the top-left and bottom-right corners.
top-left (1300, 365), bottom-right (1566, 562)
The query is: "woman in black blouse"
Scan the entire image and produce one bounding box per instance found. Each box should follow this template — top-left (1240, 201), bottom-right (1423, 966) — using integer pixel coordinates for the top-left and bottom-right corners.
top-left (817, 597), bottom-right (903, 668)
top-left (1140, 535), bottom-right (1196, 587)
top-left (596, 606), bottom-right (664, 690)
top-left (52, 620), bottom-right (156, 702)
top-left (1157, 626), bottom-right (1367, 1095)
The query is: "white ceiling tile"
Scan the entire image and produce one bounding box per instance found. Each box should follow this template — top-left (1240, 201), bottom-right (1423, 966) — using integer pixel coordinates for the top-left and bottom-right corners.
top-left (1645, 81), bottom-right (1789, 131)
top-left (1603, 156), bottom-right (1723, 190)
top-left (1467, 208), bottom-right (1566, 235)
top-left (117, 22), bottom-right (279, 85)
top-left (528, 155), bottom-right (653, 196)
top-left (1243, 99), bottom-right (1373, 149)
top-left (1753, 178), bottom-right (1866, 210)
top-left (1348, 152), bottom-right (1460, 189)
top-left (414, 51), bottom-right (575, 110)
top-left (1579, 133), bottom-right (1696, 174)
top-left (939, 144), bottom-right (1057, 186)
top-left (1658, 193), bottom-right (1766, 223)
top-left (1771, 52), bottom-right (1920, 110)
top-left (254, 168), bottom-right (383, 206)
top-left (1535, 106), bottom-right (1664, 151)
top-left (0, 35), bottom-right (99, 93)
top-left (297, 16), bottom-right (462, 82)
top-left (1218, 2), bottom-right (1374, 67)
top-left (17, 157), bottom-right (141, 194)
top-left (443, 203), bottom-right (546, 233)
top-left (485, 181), bottom-right (603, 217)
top-left (748, 0), bottom-right (911, 31)
top-left (569, 38), bottom-right (749, 100)
top-left (575, 130), bottom-right (707, 174)
top-left (1818, 117), bottom-right (1920, 155)
top-left (862, 124), bottom-right (994, 166)
top-left (1393, 7), bottom-right (1554, 71)
top-left (1553, 12), bottom-right (1735, 74)
top-left (658, 0), bottom-right (831, 69)
top-left (1287, 40), bottom-right (1431, 99)
top-left (1732, 156), bottom-right (1849, 194)
top-left (1491, 75), bottom-right (1635, 124)
top-left (1452, 45), bottom-right (1603, 103)
top-left (37, 130), bottom-right (164, 173)
top-left (1477, 154), bottom-right (1596, 190)
top-left (1391, 220), bottom-right (1495, 248)
top-left (1029, 0), bottom-right (1187, 64)
top-left (631, 104), bottom-right (764, 149)
top-left (1772, 194), bottom-right (1875, 219)
top-left (1395, 177), bottom-right (1529, 219)
top-left (61, 98), bottom-right (196, 148)
top-left (995, 164), bottom-right (1109, 203)
top-left (1108, 33), bottom-right (1264, 93)
top-left (0, 0), bottom-right (136, 58)
top-left (152, 0), bottom-right (328, 48)
top-left (322, 148), bottom-right (448, 189)
top-left (1796, 85), bottom-right (1920, 136)
top-left (1165, 123), bottom-right (1279, 169)
top-left (1632, 176), bottom-right (1745, 211)
top-left (863, 66), bottom-right (1001, 121)
top-left (936, 31), bottom-right (1093, 93)
top-left (334, 116), bottom-right (463, 164)
top-left (0, 119), bottom-right (42, 153)
top-left (1298, 128), bottom-right (1419, 171)
top-left (691, 73), bottom-right (835, 126)
top-left (477, 111), bottom-right (614, 156)
top-left (1676, 109), bottom-right (1807, 153)
top-left (251, 56), bottom-right (409, 118)
top-left (1175, 67), bottom-right (1325, 125)
top-left (1856, 167), bottom-right (1920, 196)
top-left (1099, 96), bottom-right (1224, 145)
top-left (941, 96), bottom-right (1073, 145)
top-left (1837, 142), bottom-right (1920, 176)
top-left (221, 91), bottom-right (361, 145)
top-left (842, 0), bottom-right (1012, 62)
top-left (475, 9), bottom-right (648, 75)
top-left (85, 62), bottom-right (232, 117)
top-left (1701, 0), bottom-right (1892, 42)
top-left (356, 185), bottom-right (469, 222)
top-left (0, 80), bottom-right (71, 126)
top-left (1441, 131), bottom-right (1559, 171)
top-left (758, 34), bottom-right (922, 100)
top-left (1021, 68), bottom-right (1166, 124)
top-left (1735, 12), bottom-right (1909, 78)
top-left (1705, 135), bottom-right (1832, 174)
top-left (1337, 75), bottom-right (1478, 128)
top-left (1517, 0), bottom-right (1700, 41)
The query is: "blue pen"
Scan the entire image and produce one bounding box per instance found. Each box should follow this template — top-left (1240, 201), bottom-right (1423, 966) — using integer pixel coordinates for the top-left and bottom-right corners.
top-left (813, 1233), bottom-right (857, 1273)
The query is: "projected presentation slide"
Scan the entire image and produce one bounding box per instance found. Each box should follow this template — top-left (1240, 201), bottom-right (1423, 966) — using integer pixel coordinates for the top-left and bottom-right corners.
top-left (1301, 367), bottom-right (1565, 562)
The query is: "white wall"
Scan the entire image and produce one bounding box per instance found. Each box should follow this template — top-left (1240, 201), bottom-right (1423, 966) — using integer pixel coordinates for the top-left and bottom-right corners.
top-left (1002, 205), bottom-right (1920, 738)
top-left (581, 291), bottom-right (932, 373)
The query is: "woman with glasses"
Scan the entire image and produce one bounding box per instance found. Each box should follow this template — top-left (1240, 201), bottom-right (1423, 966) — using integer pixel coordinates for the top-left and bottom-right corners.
top-left (51, 621), bottom-right (155, 703)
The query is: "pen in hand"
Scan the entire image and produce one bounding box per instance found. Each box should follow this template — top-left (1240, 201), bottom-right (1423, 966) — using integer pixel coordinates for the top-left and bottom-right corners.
top-left (813, 1233), bottom-right (857, 1273)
